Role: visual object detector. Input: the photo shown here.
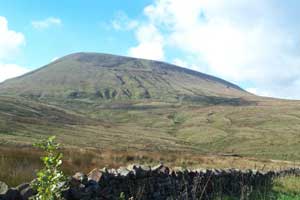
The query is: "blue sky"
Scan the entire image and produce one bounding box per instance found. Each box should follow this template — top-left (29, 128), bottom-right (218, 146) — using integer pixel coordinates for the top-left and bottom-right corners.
top-left (0, 0), bottom-right (151, 67)
top-left (1, 0), bottom-right (300, 99)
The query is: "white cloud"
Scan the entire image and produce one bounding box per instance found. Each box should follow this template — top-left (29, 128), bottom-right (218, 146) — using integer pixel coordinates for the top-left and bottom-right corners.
top-left (0, 16), bottom-right (29, 82)
top-left (172, 58), bottom-right (188, 68)
top-left (172, 58), bottom-right (200, 71)
top-left (0, 16), bottom-right (25, 60)
top-left (128, 24), bottom-right (165, 60)
top-left (246, 88), bottom-right (258, 95)
top-left (51, 57), bottom-right (59, 62)
top-left (111, 11), bottom-right (139, 31)
top-left (127, 0), bottom-right (300, 99)
top-left (246, 88), bottom-right (272, 98)
top-left (32, 17), bottom-right (62, 30)
top-left (0, 63), bottom-right (29, 83)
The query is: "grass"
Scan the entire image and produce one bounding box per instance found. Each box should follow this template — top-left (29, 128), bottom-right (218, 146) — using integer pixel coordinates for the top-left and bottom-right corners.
top-left (257, 175), bottom-right (300, 200)
top-left (1, 145), bottom-right (299, 200)
top-left (273, 176), bottom-right (300, 196)
top-left (0, 147), bottom-right (42, 187)
top-left (1, 95), bottom-right (300, 161)
top-left (213, 176), bottom-right (300, 200)
top-left (0, 145), bottom-right (299, 187)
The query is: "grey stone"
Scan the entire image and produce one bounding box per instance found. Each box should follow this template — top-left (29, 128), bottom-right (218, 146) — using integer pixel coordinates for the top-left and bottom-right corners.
top-left (101, 167), bottom-right (108, 173)
top-left (108, 168), bottom-right (118, 177)
top-left (0, 182), bottom-right (8, 195)
top-left (3, 166), bottom-right (300, 200)
top-left (16, 183), bottom-right (35, 200)
top-left (88, 168), bottom-right (102, 182)
top-left (20, 187), bottom-right (35, 200)
top-left (127, 164), bottom-right (138, 171)
top-left (140, 165), bottom-right (151, 171)
top-left (118, 167), bottom-right (131, 176)
top-left (3, 188), bottom-right (22, 200)
top-left (16, 183), bottom-right (29, 192)
top-left (152, 163), bottom-right (164, 172)
top-left (72, 172), bottom-right (88, 185)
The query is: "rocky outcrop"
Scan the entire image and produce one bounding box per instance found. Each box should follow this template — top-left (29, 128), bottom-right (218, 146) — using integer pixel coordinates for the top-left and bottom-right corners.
top-left (1, 165), bottom-right (299, 200)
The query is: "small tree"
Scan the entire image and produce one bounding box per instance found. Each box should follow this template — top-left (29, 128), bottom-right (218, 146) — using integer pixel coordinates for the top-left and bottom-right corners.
top-left (31, 136), bottom-right (68, 200)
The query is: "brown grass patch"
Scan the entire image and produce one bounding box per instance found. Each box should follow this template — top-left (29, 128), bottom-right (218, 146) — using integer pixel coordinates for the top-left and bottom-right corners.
top-left (1, 146), bottom-right (299, 187)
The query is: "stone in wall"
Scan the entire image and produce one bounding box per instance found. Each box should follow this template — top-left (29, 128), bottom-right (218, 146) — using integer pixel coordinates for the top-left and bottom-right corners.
top-left (1, 165), bottom-right (299, 200)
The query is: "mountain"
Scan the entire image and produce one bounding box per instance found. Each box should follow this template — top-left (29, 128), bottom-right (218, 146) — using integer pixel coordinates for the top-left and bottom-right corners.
top-left (1, 52), bottom-right (300, 161)
top-left (0, 52), bottom-right (249, 101)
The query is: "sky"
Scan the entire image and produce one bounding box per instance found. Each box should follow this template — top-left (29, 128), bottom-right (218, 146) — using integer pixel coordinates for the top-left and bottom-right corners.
top-left (1, 0), bottom-right (300, 99)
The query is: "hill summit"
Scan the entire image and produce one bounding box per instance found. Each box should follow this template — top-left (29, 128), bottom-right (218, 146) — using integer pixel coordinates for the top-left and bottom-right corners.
top-left (0, 52), bottom-right (248, 101)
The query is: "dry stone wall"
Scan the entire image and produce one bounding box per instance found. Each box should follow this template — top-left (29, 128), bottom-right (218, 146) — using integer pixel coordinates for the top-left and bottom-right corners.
top-left (1, 164), bottom-right (299, 200)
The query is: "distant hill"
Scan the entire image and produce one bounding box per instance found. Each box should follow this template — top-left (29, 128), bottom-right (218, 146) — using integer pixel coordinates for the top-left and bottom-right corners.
top-left (0, 52), bottom-right (249, 101)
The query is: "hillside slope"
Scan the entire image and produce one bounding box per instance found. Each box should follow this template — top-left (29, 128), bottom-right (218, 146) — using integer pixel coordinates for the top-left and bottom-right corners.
top-left (1, 53), bottom-right (300, 161)
top-left (0, 52), bottom-right (249, 101)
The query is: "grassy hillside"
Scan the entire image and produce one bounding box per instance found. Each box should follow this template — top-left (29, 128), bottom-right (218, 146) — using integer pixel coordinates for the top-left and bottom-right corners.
top-left (0, 52), bottom-right (248, 100)
top-left (0, 52), bottom-right (300, 164)
top-left (0, 96), bottom-right (194, 152)
top-left (1, 95), bottom-right (300, 161)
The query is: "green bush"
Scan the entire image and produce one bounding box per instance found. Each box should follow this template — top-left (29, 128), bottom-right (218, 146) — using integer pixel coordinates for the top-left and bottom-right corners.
top-left (31, 136), bottom-right (68, 200)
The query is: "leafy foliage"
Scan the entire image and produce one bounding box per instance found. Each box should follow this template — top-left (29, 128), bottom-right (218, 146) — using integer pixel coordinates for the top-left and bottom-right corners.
top-left (31, 136), bottom-right (68, 200)
top-left (119, 192), bottom-right (126, 200)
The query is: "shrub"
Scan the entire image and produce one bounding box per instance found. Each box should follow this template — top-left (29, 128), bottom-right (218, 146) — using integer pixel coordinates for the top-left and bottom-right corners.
top-left (31, 136), bottom-right (68, 200)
